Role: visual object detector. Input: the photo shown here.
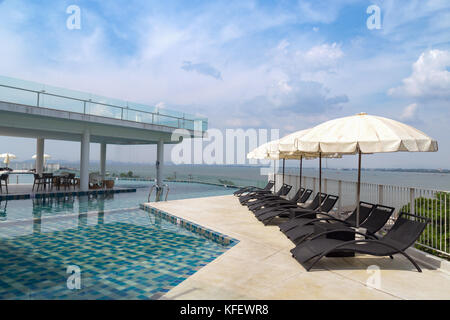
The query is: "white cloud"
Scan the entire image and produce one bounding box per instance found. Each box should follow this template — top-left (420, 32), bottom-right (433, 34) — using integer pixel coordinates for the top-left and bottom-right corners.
top-left (388, 50), bottom-right (450, 100)
top-left (271, 41), bottom-right (343, 74)
top-left (297, 0), bottom-right (357, 24)
top-left (382, 0), bottom-right (450, 35)
top-left (255, 40), bottom-right (347, 117)
top-left (400, 103), bottom-right (418, 121)
top-left (303, 43), bottom-right (343, 71)
top-left (224, 117), bottom-right (262, 128)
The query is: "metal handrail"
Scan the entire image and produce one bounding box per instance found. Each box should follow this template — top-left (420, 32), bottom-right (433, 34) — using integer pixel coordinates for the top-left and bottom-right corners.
top-left (148, 183), bottom-right (170, 202)
top-left (163, 183), bottom-right (170, 201)
top-left (0, 82), bottom-right (207, 130)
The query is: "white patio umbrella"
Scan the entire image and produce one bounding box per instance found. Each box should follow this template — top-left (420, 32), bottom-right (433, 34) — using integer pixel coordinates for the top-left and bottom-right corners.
top-left (247, 139), bottom-right (285, 192)
top-left (32, 154), bottom-right (51, 160)
top-left (295, 112), bottom-right (438, 226)
top-left (0, 153), bottom-right (17, 167)
top-left (32, 154), bottom-right (51, 169)
top-left (248, 133), bottom-right (341, 210)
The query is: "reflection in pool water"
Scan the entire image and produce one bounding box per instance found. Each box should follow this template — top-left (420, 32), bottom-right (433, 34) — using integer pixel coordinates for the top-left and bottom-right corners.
top-left (0, 181), bottom-right (235, 222)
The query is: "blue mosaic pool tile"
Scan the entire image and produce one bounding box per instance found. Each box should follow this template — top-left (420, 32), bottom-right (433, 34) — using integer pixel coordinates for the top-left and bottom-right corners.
top-left (0, 208), bottom-right (237, 300)
top-left (141, 204), bottom-right (238, 248)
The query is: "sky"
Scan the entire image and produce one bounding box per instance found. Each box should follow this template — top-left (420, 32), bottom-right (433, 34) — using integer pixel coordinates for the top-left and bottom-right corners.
top-left (0, 0), bottom-right (449, 169)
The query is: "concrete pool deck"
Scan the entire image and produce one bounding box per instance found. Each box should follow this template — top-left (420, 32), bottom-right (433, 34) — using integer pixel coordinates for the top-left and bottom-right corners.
top-left (145, 195), bottom-right (450, 300)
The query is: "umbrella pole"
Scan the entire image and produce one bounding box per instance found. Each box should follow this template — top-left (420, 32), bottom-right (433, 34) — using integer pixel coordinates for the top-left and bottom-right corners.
top-left (299, 156), bottom-right (303, 191)
top-left (356, 150), bottom-right (362, 228)
top-left (319, 152), bottom-right (322, 212)
top-left (282, 158), bottom-right (285, 185)
top-left (273, 160), bottom-right (276, 192)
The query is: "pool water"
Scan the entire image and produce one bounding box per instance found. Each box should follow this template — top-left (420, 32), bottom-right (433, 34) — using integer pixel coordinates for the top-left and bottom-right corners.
top-left (0, 209), bottom-right (233, 299)
top-left (0, 181), bottom-right (236, 300)
top-left (0, 181), bottom-right (234, 222)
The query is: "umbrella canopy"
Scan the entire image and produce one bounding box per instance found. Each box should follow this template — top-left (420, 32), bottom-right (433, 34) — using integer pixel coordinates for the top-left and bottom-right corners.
top-left (277, 129), bottom-right (311, 153)
top-left (0, 153), bottom-right (17, 166)
top-left (248, 135), bottom-right (342, 210)
top-left (296, 113), bottom-right (437, 154)
top-left (295, 113), bottom-right (438, 226)
top-left (246, 140), bottom-right (280, 160)
top-left (32, 154), bottom-right (51, 159)
top-left (247, 128), bottom-right (341, 160)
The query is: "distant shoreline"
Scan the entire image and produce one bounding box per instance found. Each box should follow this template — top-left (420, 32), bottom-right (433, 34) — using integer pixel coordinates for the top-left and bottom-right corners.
top-left (9, 161), bottom-right (450, 174)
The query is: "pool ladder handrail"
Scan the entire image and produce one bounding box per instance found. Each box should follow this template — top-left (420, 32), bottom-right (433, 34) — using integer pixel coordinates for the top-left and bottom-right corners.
top-left (148, 183), bottom-right (170, 202)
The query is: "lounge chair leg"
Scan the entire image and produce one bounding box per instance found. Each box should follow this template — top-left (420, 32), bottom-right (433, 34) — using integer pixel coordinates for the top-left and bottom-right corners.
top-left (396, 251), bottom-right (422, 272)
top-left (308, 240), bottom-right (422, 273)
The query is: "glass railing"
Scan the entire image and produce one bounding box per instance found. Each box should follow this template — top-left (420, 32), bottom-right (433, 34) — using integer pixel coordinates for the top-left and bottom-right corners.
top-left (0, 75), bottom-right (208, 132)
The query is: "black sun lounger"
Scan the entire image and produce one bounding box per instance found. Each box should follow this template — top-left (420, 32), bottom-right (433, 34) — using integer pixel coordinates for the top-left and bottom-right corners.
top-left (282, 194), bottom-right (340, 230)
top-left (251, 188), bottom-right (312, 215)
top-left (244, 184), bottom-right (293, 207)
top-left (238, 182), bottom-right (277, 202)
top-left (238, 182), bottom-right (281, 204)
top-left (284, 201), bottom-right (378, 244)
top-left (248, 187), bottom-right (305, 211)
top-left (234, 180), bottom-right (274, 197)
top-left (277, 194), bottom-right (337, 232)
top-left (291, 212), bottom-right (430, 272)
top-left (257, 191), bottom-right (325, 225)
top-left (240, 184), bottom-right (292, 205)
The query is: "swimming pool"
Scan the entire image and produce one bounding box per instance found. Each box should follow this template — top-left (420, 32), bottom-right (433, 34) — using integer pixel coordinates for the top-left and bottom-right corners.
top-left (0, 182), bottom-right (237, 299)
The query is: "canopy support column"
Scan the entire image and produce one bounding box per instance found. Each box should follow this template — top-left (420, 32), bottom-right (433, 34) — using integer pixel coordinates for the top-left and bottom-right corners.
top-left (36, 138), bottom-right (45, 174)
top-left (100, 143), bottom-right (107, 182)
top-left (80, 129), bottom-right (90, 191)
top-left (156, 138), bottom-right (164, 201)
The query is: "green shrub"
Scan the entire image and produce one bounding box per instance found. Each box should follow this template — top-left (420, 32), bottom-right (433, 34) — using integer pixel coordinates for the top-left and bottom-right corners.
top-left (401, 192), bottom-right (449, 260)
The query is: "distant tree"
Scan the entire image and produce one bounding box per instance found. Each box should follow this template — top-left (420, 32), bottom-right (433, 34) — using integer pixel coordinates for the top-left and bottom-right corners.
top-left (218, 179), bottom-right (235, 186)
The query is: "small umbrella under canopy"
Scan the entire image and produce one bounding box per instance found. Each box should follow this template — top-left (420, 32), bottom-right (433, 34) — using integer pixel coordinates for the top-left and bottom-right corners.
top-left (0, 153), bottom-right (17, 166)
